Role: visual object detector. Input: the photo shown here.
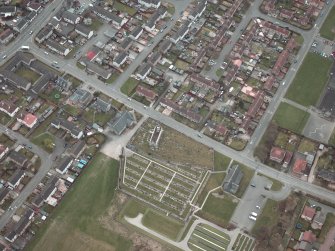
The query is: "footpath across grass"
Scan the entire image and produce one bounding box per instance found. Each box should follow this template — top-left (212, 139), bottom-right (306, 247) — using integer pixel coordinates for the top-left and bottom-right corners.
top-left (285, 53), bottom-right (332, 107)
top-left (272, 102), bottom-right (310, 134)
top-left (320, 6), bottom-right (335, 40)
top-left (26, 153), bottom-right (131, 251)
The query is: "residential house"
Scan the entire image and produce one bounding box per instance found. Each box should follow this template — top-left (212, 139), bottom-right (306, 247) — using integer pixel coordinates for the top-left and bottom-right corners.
top-left (136, 63), bottom-right (151, 80)
top-left (299, 230), bottom-right (316, 243)
top-left (0, 100), bottom-right (19, 117)
top-left (293, 158), bottom-right (308, 176)
top-left (75, 24), bottom-right (94, 39)
top-left (5, 209), bottom-right (34, 243)
top-left (283, 151), bottom-right (293, 168)
top-left (27, 2), bottom-right (42, 12)
top-left (7, 169), bottom-right (25, 189)
top-left (138, 0), bottom-right (161, 8)
top-left (0, 6), bottom-right (16, 17)
top-left (0, 144), bottom-right (9, 160)
top-left (35, 25), bottom-right (53, 44)
top-left (312, 210), bottom-right (326, 229)
top-left (85, 61), bottom-right (112, 80)
top-left (170, 21), bottom-right (191, 44)
top-left (14, 18), bottom-right (29, 33)
top-left (51, 118), bottom-right (83, 139)
top-left (0, 188), bottom-right (10, 205)
top-left (317, 169), bottom-right (335, 184)
top-left (269, 147), bottom-right (286, 163)
top-left (0, 70), bottom-right (32, 91)
top-left (32, 176), bottom-right (59, 207)
top-left (90, 97), bottom-right (111, 113)
top-left (8, 151), bottom-right (28, 168)
top-left (56, 156), bottom-right (73, 175)
top-left (136, 85), bottom-right (158, 102)
top-left (113, 52), bottom-right (128, 68)
top-left (45, 39), bottom-right (70, 56)
top-left (91, 6), bottom-right (126, 28)
top-left (188, 0), bottom-right (207, 20)
top-left (301, 205), bottom-right (316, 222)
top-left (62, 11), bottom-right (80, 24)
top-left (0, 29), bottom-right (14, 45)
top-left (67, 88), bottom-right (92, 107)
top-left (148, 52), bottom-right (161, 66)
top-left (158, 39), bottom-right (172, 54)
top-left (129, 26), bottom-right (143, 40)
top-left (68, 140), bottom-right (86, 158)
top-left (223, 165), bottom-right (243, 194)
top-left (119, 37), bottom-right (132, 51)
top-left (108, 111), bottom-right (136, 135)
top-left (16, 112), bottom-right (38, 128)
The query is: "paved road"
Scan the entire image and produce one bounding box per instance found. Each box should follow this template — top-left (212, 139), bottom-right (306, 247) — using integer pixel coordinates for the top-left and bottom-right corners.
top-left (0, 125), bottom-right (63, 230)
top-left (1, 0), bottom-right (335, 226)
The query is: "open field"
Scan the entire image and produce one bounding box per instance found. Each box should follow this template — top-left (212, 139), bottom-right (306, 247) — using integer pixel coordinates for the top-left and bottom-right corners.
top-left (197, 193), bottom-right (238, 228)
top-left (188, 223), bottom-right (231, 251)
top-left (31, 132), bottom-right (55, 153)
top-left (214, 151), bottom-right (231, 171)
top-left (142, 210), bottom-right (184, 240)
top-left (121, 77), bottom-right (139, 96)
top-left (196, 172), bottom-right (225, 206)
top-left (285, 53), bottom-right (332, 107)
top-left (232, 233), bottom-right (255, 251)
top-left (320, 6), bottom-right (335, 40)
top-left (129, 118), bottom-right (214, 169)
top-left (122, 149), bottom-right (204, 219)
top-left (113, 1), bottom-right (137, 15)
top-left (15, 66), bottom-right (41, 83)
top-left (252, 199), bottom-right (279, 235)
top-left (26, 153), bottom-right (131, 251)
top-left (272, 102), bottom-right (310, 134)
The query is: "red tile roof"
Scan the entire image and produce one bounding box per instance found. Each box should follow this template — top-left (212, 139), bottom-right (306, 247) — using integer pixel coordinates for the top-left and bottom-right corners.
top-left (136, 85), bottom-right (157, 101)
top-left (270, 147), bottom-right (286, 163)
top-left (302, 206), bottom-right (316, 221)
top-left (293, 158), bottom-right (307, 174)
top-left (272, 49), bottom-right (289, 76)
top-left (300, 230), bottom-right (316, 243)
top-left (264, 75), bottom-right (275, 91)
top-left (246, 91), bottom-right (265, 118)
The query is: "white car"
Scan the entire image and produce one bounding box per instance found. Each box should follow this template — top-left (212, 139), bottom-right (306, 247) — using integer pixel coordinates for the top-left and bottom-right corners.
top-left (29, 31), bottom-right (33, 35)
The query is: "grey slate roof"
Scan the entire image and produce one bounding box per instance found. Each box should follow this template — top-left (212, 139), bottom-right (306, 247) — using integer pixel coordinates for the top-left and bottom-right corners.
top-left (223, 165), bottom-right (243, 194)
top-left (108, 111), bottom-right (135, 135)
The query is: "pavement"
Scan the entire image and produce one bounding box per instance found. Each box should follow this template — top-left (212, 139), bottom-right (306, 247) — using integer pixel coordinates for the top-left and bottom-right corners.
top-left (0, 0), bottom-right (335, 236)
top-left (0, 125), bottom-right (64, 230)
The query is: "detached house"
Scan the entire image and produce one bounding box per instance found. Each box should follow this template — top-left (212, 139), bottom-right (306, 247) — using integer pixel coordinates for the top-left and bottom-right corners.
top-left (138, 0), bottom-right (161, 8)
top-left (0, 100), bottom-right (19, 117)
top-left (75, 24), bottom-right (94, 39)
top-left (17, 112), bottom-right (38, 128)
top-left (301, 205), bottom-right (316, 222)
top-left (51, 118), bottom-right (83, 139)
top-left (62, 11), bottom-right (80, 24)
top-left (0, 6), bottom-right (16, 17)
top-left (0, 29), bottom-right (14, 45)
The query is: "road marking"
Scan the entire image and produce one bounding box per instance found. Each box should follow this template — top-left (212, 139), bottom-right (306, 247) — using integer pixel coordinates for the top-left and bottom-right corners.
top-left (160, 172), bottom-right (176, 201)
top-left (135, 162), bottom-right (151, 189)
top-left (198, 226), bottom-right (230, 241)
top-left (193, 233), bottom-right (226, 250)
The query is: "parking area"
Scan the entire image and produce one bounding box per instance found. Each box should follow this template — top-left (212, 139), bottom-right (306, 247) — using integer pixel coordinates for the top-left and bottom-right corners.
top-left (302, 112), bottom-right (335, 143)
top-left (230, 175), bottom-right (270, 231)
top-left (310, 36), bottom-right (335, 58)
top-left (187, 223), bottom-right (231, 251)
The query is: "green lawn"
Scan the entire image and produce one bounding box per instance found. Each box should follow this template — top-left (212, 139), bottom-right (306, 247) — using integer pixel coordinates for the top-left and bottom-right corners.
top-left (113, 1), bottom-right (137, 15)
top-left (106, 72), bottom-right (120, 84)
top-left (319, 213), bottom-right (335, 242)
top-left (31, 133), bottom-right (55, 153)
top-left (15, 67), bottom-right (40, 83)
top-left (232, 162), bottom-right (255, 198)
top-left (119, 199), bottom-right (147, 218)
top-left (120, 77), bottom-right (139, 96)
top-left (142, 210), bottom-right (184, 241)
top-left (257, 173), bottom-right (283, 191)
top-left (88, 18), bottom-right (103, 31)
top-left (198, 193), bottom-right (238, 228)
top-left (63, 104), bottom-right (81, 116)
top-left (26, 153), bottom-right (131, 251)
top-left (320, 6), bottom-right (335, 40)
top-left (272, 102), bottom-right (310, 134)
top-left (252, 199), bottom-right (279, 236)
top-left (196, 172), bottom-right (226, 206)
top-left (285, 53), bottom-right (332, 106)
top-left (214, 152), bottom-right (231, 171)
top-left (82, 109), bottom-right (114, 126)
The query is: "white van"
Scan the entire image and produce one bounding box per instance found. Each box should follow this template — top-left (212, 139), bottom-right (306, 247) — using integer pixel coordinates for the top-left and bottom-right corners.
top-left (251, 212), bottom-right (258, 217)
top-left (248, 215), bottom-right (257, 221)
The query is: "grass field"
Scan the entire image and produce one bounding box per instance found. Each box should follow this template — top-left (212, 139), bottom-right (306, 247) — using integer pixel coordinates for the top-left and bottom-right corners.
top-left (31, 133), bottom-right (55, 153)
top-left (188, 224), bottom-right (231, 251)
top-left (214, 151), bottom-right (231, 171)
top-left (142, 210), bottom-right (184, 240)
top-left (114, 1), bottom-right (137, 15)
top-left (196, 172), bottom-right (225, 206)
top-left (319, 213), bottom-right (335, 242)
top-left (252, 199), bottom-right (279, 235)
top-left (121, 78), bottom-right (139, 96)
top-left (15, 67), bottom-right (41, 83)
top-left (232, 162), bottom-right (255, 198)
top-left (272, 102), bottom-right (310, 134)
top-left (82, 109), bottom-right (114, 126)
top-left (320, 6), bottom-right (335, 40)
top-left (198, 193), bottom-right (238, 227)
top-left (257, 173), bottom-right (283, 191)
top-left (285, 53), bottom-right (332, 106)
top-left (27, 153), bottom-right (131, 251)
top-left (130, 119), bottom-right (214, 169)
